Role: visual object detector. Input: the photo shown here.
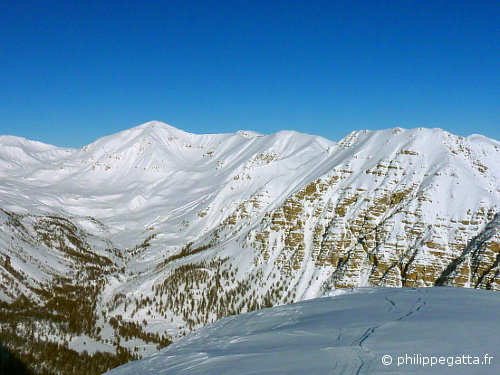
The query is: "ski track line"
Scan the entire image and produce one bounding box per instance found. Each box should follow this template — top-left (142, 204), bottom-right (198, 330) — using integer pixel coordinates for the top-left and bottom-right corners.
top-left (346, 290), bottom-right (428, 375)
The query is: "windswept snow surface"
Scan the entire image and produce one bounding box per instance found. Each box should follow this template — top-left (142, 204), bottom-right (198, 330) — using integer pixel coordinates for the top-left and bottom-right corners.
top-left (104, 287), bottom-right (499, 375)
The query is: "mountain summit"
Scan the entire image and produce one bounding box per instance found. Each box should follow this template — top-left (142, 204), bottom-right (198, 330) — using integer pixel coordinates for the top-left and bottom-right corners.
top-left (0, 123), bottom-right (498, 374)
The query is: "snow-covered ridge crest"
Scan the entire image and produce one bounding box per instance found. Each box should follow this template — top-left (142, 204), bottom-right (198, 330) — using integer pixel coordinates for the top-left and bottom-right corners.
top-left (0, 121), bottom-right (334, 224)
top-left (0, 122), bottom-right (499, 374)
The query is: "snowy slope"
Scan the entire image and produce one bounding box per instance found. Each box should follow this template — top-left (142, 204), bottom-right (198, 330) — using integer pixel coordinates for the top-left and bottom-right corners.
top-left (0, 122), bottom-right (499, 374)
top-left (0, 122), bottom-right (331, 227)
top-left (103, 287), bottom-right (500, 375)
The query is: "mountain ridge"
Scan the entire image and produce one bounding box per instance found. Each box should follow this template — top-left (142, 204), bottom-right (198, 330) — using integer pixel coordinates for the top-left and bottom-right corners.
top-left (0, 122), bottom-right (498, 375)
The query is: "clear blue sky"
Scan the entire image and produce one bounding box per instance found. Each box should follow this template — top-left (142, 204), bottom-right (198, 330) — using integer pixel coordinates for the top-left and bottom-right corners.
top-left (1, 0), bottom-right (498, 147)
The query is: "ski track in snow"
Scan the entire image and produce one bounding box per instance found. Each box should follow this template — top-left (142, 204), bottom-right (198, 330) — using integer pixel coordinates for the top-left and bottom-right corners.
top-left (104, 287), bottom-right (500, 375)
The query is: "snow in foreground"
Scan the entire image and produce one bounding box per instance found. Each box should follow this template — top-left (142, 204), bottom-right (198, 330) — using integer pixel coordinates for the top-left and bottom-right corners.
top-left (103, 287), bottom-right (499, 374)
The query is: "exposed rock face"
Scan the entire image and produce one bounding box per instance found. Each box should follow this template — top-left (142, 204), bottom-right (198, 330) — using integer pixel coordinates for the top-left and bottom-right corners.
top-left (0, 122), bottom-right (498, 374)
top-left (248, 173), bottom-right (499, 290)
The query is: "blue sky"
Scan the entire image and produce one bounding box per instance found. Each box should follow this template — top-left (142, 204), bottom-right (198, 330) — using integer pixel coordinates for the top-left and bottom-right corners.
top-left (1, 0), bottom-right (498, 147)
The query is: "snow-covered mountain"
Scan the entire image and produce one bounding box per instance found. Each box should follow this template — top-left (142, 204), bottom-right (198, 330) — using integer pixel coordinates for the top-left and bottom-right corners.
top-left (0, 121), bottom-right (499, 374)
top-left (103, 287), bottom-right (500, 375)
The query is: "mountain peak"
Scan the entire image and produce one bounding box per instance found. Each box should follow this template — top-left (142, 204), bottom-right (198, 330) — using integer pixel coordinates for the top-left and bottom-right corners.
top-left (80, 121), bottom-right (193, 153)
top-left (135, 120), bottom-right (187, 134)
top-left (126, 120), bottom-right (192, 140)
